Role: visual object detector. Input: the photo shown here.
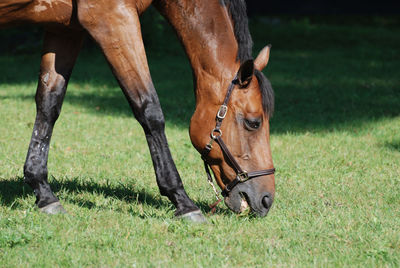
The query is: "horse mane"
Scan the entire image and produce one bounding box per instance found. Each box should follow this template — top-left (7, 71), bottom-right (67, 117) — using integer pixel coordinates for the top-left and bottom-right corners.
top-left (221, 0), bottom-right (253, 61)
top-left (255, 69), bottom-right (274, 118)
top-left (222, 0), bottom-right (274, 118)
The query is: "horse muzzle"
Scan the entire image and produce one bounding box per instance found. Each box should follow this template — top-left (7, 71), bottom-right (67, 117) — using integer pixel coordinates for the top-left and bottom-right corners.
top-left (224, 176), bottom-right (274, 217)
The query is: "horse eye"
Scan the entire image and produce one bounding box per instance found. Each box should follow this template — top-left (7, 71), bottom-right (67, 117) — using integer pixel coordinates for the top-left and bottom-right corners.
top-left (244, 118), bottom-right (262, 131)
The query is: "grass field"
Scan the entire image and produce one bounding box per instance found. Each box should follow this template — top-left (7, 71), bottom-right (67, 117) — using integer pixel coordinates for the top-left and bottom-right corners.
top-left (1, 17), bottom-right (400, 266)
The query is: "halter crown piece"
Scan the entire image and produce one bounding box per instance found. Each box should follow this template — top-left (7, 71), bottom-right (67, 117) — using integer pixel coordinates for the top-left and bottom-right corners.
top-left (201, 75), bottom-right (275, 212)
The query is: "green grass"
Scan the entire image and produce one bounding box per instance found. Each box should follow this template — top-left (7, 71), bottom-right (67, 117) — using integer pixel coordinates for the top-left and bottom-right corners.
top-left (1, 17), bottom-right (400, 266)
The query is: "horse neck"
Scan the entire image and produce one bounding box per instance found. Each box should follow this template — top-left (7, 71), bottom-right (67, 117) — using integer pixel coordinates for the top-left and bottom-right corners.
top-left (156, 0), bottom-right (240, 103)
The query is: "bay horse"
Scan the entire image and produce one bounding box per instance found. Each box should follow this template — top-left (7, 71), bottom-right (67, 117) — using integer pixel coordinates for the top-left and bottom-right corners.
top-left (0, 0), bottom-right (275, 222)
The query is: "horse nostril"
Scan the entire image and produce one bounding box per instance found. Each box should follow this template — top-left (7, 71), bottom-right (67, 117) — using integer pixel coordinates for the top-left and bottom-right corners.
top-left (262, 195), bottom-right (272, 209)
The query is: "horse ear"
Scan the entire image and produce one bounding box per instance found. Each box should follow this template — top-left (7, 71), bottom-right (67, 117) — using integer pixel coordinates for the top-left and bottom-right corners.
top-left (237, 59), bottom-right (254, 88)
top-left (254, 44), bottom-right (271, 71)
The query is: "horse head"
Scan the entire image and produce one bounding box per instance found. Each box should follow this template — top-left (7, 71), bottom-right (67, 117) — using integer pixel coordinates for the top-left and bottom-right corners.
top-left (190, 45), bottom-right (275, 217)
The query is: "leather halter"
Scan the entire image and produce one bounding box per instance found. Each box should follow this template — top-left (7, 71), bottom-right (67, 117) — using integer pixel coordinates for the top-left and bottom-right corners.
top-left (201, 75), bottom-right (275, 198)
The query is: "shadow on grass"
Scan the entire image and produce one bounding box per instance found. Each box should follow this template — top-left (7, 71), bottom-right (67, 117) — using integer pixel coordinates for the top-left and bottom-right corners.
top-left (1, 21), bottom-right (399, 133)
top-left (0, 177), bottom-right (30, 207)
top-left (0, 49), bottom-right (196, 127)
top-left (0, 177), bottom-right (229, 216)
top-left (383, 140), bottom-right (400, 152)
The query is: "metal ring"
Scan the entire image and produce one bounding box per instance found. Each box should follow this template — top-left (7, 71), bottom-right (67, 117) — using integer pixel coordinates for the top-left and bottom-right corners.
top-left (237, 171), bottom-right (249, 182)
top-left (211, 128), bottom-right (222, 139)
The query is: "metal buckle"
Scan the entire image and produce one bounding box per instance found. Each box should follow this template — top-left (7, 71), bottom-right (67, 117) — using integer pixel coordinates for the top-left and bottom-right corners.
top-left (211, 128), bottom-right (222, 140)
top-left (217, 105), bottom-right (228, 120)
top-left (237, 171), bottom-right (249, 182)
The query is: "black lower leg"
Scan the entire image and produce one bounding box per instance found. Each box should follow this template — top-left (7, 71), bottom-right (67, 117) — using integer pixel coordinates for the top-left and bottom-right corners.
top-left (23, 30), bottom-right (82, 209)
top-left (24, 119), bottom-right (59, 208)
top-left (24, 75), bottom-right (67, 208)
top-left (133, 95), bottom-right (199, 216)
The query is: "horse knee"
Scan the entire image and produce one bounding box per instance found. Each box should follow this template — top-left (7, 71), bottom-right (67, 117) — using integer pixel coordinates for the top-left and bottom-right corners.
top-left (36, 71), bottom-right (67, 122)
top-left (138, 100), bottom-right (165, 134)
top-left (38, 70), bottom-right (66, 96)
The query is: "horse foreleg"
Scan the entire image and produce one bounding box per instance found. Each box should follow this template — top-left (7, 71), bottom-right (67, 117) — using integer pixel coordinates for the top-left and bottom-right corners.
top-left (77, 3), bottom-right (205, 222)
top-left (24, 30), bottom-right (84, 214)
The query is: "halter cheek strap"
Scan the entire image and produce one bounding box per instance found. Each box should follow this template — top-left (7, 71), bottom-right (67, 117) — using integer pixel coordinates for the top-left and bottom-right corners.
top-left (201, 77), bottom-right (275, 200)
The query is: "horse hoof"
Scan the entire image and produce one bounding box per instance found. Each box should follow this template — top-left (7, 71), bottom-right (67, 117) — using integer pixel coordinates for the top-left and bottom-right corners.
top-left (178, 210), bottom-right (207, 223)
top-left (39, 201), bottom-right (67, 215)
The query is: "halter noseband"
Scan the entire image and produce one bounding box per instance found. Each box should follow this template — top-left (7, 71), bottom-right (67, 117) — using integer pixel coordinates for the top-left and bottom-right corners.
top-left (201, 75), bottom-right (275, 199)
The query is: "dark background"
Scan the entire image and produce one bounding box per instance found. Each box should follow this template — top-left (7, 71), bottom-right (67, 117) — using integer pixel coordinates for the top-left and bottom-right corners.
top-left (0, 1), bottom-right (399, 54)
top-left (247, 0), bottom-right (400, 15)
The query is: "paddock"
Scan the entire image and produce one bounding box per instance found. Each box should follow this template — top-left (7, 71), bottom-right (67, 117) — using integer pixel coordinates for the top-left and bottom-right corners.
top-left (0, 16), bottom-right (399, 266)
